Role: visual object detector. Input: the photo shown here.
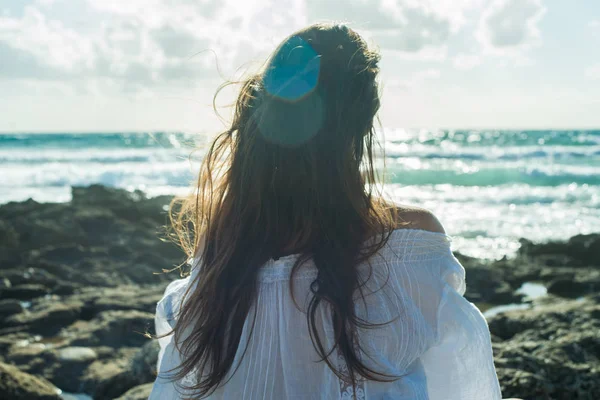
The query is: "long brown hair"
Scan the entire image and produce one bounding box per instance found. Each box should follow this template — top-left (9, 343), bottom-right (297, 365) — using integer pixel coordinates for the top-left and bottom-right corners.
top-left (168, 22), bottom-right (400, 398)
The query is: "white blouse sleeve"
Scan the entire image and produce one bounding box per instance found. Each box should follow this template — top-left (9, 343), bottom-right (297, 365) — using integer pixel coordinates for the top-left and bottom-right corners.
top-left (419, 251), bottom-right (502, 400)
top-left (149, 277), bottom-right (190, 400)
top-left (150, 252), bottom-right (204, 399)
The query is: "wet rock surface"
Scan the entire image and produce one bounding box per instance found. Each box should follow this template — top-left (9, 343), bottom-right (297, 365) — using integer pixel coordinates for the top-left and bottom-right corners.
top-left (0, 185), bottom-right (598, 399)
top-left (456, 235), bottom-right (600, 399)
top-left (0, 361), bottom-right (62, 399)
top-left (490, 296), bottom-right (600, 399)
top-left (115, 383), bottom-right (153, 400)
top-left (0, 185), bottom-right (182, 398)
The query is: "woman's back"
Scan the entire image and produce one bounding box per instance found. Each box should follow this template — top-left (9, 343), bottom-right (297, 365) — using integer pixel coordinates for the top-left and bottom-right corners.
top-left (150, 22), bottom-right (502, 399)
top-left (150, 226), bottom-right (502, 399)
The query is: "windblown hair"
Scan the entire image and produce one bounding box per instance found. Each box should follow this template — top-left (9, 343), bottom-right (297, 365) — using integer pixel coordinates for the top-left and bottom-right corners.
top-left (168, 22), bottom-right (400, 398)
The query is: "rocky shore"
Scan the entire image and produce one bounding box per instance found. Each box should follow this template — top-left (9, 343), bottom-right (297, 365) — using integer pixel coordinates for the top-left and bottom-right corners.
top-left (0, 185), bottom-right (598, 399)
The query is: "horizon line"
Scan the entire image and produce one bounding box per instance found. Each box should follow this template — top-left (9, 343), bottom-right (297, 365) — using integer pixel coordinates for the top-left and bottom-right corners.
top-left (1, 127), bottom-right (599, 134)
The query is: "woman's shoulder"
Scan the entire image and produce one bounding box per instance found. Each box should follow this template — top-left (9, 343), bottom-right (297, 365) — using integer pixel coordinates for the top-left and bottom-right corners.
top-left (374, 204), bottom-right (454, 263)
top-left (392, 204), bottom-right (446, 234)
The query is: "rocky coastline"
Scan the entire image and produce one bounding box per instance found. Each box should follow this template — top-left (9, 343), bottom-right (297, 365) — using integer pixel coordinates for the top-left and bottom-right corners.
top-left (0, 185), bottom-right (598, 399)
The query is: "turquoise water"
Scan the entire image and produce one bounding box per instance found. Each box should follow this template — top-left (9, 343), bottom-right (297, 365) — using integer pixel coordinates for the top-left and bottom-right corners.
top-left (1, 130), bottom-right (598, 259)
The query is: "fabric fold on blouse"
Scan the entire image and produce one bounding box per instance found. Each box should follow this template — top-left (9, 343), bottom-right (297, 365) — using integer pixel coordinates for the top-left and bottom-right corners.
top-left (149, 229), bottom-right (502, 400)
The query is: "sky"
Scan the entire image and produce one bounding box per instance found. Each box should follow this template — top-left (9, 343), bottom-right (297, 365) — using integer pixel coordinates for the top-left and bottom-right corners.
top-left (0, 0), bottom-right (599, 132)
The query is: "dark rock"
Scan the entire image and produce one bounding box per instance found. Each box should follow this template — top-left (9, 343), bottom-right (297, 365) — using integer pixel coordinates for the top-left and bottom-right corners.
top-left (539, 268), bottom-right (575, 282)
top-left (71, 184), bottom-right (141, 207)
top-left (30, 244), bottom-right (89, 266)
top-left (565, 234), bottom-right (600, 266)
top-left (115, 383), bottom-right (154, 400)
top-left (66, 310), bottom-right (154, 348)
top-left (0, 220), bottom-right (19, 249)
top-left (0, 268), bottom-right (57, 289)
top-left (0, 333), bottom-right (30, 356)
top-left (8, 206), bottom-right (87, 250)
top-left (79, 348), bottom-right (139, 400)
top-left (77, 286), bottom-right (164, 318)
top-left (130, 340), bottom-right (159, 385)
top-left (72, 208), bottom-right (120, 244)
top-left (71, 184), bottom-right (169, 227)
top-left (547, 278), bottom-right (600, 298)
top-left (519, 234), bottom-right (600, 267)
top-left (108, 244), bottom-right (131, 258)
top-left (7, 342), bottom-right (136, 395)
top-left (489, 298), bottom-right (600, 399)
top-left (0, 220), bottom-right (21, 269)
top-left (0, 362), bottom-right (61, 400)
top-left (0, 283), bottom-right (49, 300)
top-left (0, 299), bottom-right (24, 318)
top-left (6, 343), bottom-right (53, 371)
top-left (45, 347), bottom-right (99, 392)
top-left (52, 281), bottom-right (78, 296)
top-left (5, 302), bottom-right (83, 336)
top-left (56, 346), bottom-right (98, 363)
top-left (463, 264), bottom-right (523, 304)
top-left (33, 261), bottom-right (76, 282)
top-left (6, 344), bottom-right (100, 393)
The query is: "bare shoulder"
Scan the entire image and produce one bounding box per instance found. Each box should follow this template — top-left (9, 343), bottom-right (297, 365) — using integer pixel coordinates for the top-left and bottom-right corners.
top-left (393, 204), bottom-right (446, 234)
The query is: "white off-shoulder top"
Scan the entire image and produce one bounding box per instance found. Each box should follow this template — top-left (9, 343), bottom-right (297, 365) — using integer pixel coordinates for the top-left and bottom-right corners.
top-left (149, 229), bottom-right (502, 400)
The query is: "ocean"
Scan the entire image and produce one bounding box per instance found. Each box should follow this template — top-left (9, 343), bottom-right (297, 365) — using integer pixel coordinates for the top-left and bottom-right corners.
top-left (1, 130), bottom-right (598, 260)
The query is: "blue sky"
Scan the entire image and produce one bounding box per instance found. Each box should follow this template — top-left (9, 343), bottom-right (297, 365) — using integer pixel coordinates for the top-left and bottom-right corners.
top-left (0, 0), bottom-right (599, 132)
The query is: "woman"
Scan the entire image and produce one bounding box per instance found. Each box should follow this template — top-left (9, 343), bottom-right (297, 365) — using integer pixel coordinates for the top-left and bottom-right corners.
top-left (150, 23), bottom-right (503, 399)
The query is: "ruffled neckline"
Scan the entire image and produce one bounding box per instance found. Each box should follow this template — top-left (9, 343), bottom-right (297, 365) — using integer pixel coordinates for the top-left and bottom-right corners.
top-left (261, 228), bottom-right (452, 269)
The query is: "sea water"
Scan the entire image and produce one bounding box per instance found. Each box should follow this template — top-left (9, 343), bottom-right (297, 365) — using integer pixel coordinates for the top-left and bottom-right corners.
top-left (1, 129), bottom-right (598, 259)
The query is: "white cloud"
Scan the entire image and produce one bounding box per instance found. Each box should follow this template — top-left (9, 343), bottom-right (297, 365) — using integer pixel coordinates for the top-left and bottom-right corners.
top-left (589, 19), bottom-right (600, 39)
top-left (372, 4), bottom-right (450, 52)
top-left (387, 68), bottom-right (441, 90)
top-left (585, 64), bottom-right (600, 80)
top-left (395, 45), bottom-right (448, 62)
top-left (0, 0), bottom-right (276, 88)
top-left (35, 0), bottom-right (59, 6)
top-left (305, 0), bottom-right (483, 59)
top-left (453, 53), bottom-right (482, 70)
top-left (0, 0), bottom-right (485, 87)
top-left (4, 0), bottom-right (600, 132)
top-left (414, 68), bottom-right (441, 80)
top-left (390, 0), bottom-right (484, 31)
top-left (87, 0), bottom-right (307, 77)
top-left (476, 0), bottom-right (546, 56)
top-left (0, 6), bottom-right (95, 73)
